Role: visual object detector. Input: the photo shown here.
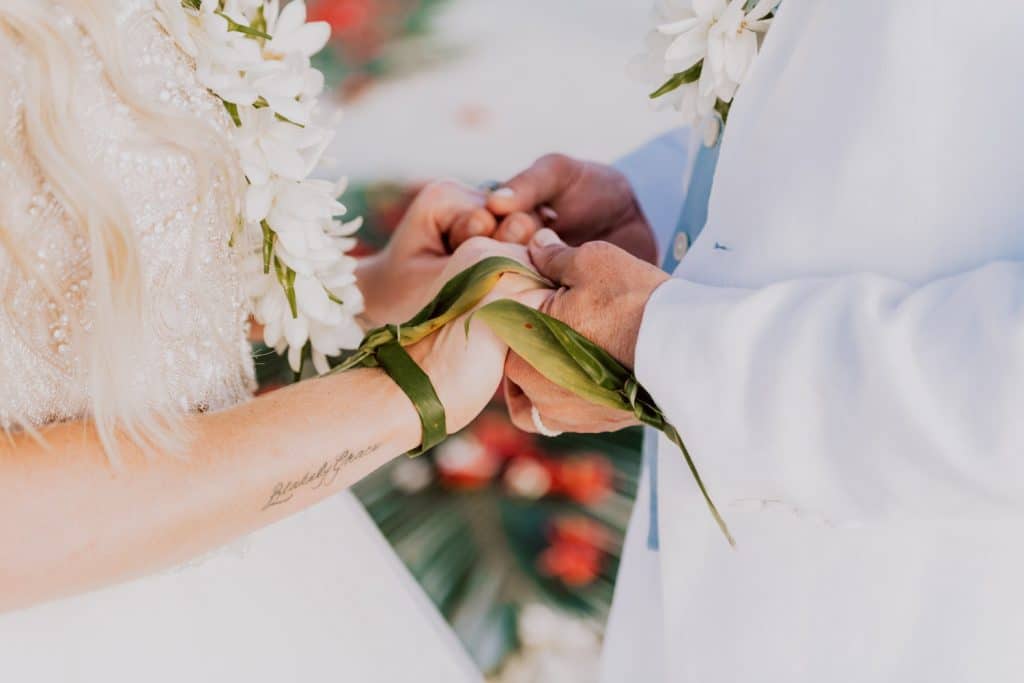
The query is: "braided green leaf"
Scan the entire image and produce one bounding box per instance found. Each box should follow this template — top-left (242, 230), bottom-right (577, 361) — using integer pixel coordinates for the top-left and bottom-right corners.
top-left (329, 256), bottom-right (733, 546)
top-left (471, 299), bottom-right (734, 547)
top-left (375, 342), bottom-right (447, 457)
top-left (330, 257), bottom-right (546, 450)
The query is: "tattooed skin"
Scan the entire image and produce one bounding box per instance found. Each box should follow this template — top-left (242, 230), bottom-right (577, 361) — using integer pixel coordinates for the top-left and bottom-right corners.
top-left (262, 444), bottom-right (381, 510)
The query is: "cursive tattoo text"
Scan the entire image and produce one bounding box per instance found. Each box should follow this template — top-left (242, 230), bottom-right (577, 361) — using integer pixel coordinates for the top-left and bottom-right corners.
top-left (262, 444), bottom-right (381, 510)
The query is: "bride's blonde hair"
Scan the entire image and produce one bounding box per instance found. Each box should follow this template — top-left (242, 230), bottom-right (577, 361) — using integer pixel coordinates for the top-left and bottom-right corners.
top-left (0, 0), bottom-right (240, 463)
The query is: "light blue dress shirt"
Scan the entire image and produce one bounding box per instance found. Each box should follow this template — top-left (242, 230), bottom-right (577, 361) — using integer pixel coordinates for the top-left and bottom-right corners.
top-left (615, 130), bottom-right (721, 549)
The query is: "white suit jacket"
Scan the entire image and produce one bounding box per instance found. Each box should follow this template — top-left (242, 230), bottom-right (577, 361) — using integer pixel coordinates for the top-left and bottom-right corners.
top-left (607, 1), bottom-right (1024, 681)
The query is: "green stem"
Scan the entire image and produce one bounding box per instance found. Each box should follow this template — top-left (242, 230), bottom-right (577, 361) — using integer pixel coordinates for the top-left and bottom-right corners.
top-left (650, 62), bottom-right (703, 100)
top-left (655, 420), bottom-right (735, 547)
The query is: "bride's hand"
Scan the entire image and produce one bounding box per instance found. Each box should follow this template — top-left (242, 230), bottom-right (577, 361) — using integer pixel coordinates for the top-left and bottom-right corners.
top-left (357, 180), bottom-right (493, 326)
top-left (406, 237), bottom-right (551, 433)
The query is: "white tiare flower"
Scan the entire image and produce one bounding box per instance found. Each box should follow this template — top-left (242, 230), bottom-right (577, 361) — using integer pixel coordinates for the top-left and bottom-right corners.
top-left (241, 1), bottom-right (330, 125)
top-left (654, 0), bottom-right (717, 75)
top-left (262, 0), bottom-right (331, 60)
top-left (156, 0), bottom-right (364, 374)
top-left (245, 178), bottom-right (350, 274)
top-left (247, 258), bottom-right (363, 373)
top-left (636, 0), bottom-right (778, 144)
top-left (630, 16), bottom-right (718, 137)
top-left (155, 0), bottom-right (261, 103)
top-left (657, 0), bottom-right (777, 102)
top-left (245, 52), bottom-right (325, 125)
top-left (704, 0), bottom-right (777, 99)
top-left (236, 107), bottom-right (332, 184)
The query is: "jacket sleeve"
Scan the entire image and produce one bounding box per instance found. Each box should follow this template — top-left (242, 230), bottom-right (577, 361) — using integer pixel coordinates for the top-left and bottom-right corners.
top-left (636, 261), bottom-right (1024, 523)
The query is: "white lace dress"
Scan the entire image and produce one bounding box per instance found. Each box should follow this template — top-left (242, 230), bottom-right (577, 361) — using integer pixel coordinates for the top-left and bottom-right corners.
top-left (0, 4), bottom-right (480, 681)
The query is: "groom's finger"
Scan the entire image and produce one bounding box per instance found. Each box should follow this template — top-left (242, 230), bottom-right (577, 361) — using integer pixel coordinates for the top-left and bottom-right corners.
top-left (486, 154), bottom-right (577, 215)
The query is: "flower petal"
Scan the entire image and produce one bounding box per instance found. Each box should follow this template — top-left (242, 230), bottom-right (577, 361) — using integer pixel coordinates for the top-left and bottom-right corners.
top-left (725, 28), bottom-right (758, 83)
top-left (246, 181), bottom-right (275, 223)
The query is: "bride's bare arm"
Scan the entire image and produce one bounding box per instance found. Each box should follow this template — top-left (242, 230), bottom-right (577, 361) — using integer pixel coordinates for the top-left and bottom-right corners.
top-left (0, 239), bottom-right (544, 614)
top-left (0, 365), bottom-right (417, 613)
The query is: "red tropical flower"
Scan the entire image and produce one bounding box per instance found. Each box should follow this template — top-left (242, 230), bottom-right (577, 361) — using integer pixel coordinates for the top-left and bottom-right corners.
top-left (554, 454), bottom-right (614, 505)
top-left (548, 515), bottom-right (612, 551)
top-left (537, 541), bottom-right (603, 587)
top-left (537, 515), bottom-right (611, 587)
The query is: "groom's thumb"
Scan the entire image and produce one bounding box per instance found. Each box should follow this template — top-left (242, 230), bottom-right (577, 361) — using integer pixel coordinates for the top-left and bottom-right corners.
top-left (529, 229), bottom-right (576, 284)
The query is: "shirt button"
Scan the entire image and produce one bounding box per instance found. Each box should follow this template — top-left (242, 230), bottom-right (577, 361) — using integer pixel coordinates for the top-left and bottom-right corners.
top-left (673, 232), bottom-right (689, 262)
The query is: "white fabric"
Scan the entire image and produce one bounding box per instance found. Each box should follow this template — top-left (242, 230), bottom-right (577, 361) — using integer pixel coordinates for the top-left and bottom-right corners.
top-left (0, 4), bottom-right (480, 681)
top-left (598, 455), bottom-right (665, 682)
top-left (1, 495), bottom-right (480, 682)
top-left (621, 0), bottom-right (1024, 680)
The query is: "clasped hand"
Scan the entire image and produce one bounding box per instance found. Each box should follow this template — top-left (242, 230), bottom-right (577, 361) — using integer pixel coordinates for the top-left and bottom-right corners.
top-left (364, 154), bottom-right (669, 437)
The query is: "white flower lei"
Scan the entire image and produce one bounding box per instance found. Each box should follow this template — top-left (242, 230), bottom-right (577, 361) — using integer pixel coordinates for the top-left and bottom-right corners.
top-left (155, 0), bottom-right (364, 375)
top-left (633, 0), bottom-right (780, 146)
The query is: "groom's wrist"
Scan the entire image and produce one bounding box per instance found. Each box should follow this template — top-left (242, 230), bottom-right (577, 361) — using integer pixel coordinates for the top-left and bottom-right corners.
top-left (621, 271), bottom-right (671, 368)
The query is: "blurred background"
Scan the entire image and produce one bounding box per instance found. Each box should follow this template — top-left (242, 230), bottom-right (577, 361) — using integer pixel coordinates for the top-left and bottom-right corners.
top-left (261, 1), bottom-right (678, 680)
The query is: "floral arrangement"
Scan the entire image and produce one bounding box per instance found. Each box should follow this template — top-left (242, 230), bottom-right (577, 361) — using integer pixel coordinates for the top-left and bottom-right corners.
top-left (633, 0), bottom-right (779, 146)
top-left (156, 0), bottom-right (364, 373)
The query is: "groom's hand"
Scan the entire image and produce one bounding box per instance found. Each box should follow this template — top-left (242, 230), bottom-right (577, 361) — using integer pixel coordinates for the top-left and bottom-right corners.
top-left (469, 154), bottom-right (657, 264)
top-left (504, 229), bottom-right (670, 434)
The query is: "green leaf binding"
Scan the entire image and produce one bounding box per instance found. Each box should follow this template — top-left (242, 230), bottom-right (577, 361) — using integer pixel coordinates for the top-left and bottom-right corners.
top-left (375, 342), bottom-right (447, 457)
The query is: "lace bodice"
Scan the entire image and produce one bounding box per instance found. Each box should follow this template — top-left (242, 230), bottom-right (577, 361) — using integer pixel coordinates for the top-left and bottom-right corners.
top-left (0, 0), bottom-right (255, 430)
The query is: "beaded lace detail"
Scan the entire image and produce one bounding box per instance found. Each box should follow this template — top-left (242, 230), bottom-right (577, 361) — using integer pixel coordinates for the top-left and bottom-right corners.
top-left (0, 0), bottom-right (255, 432)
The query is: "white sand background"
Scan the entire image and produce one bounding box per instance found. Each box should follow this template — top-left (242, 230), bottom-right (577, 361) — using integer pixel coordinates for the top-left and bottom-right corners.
top-left (324, 0), bottom-right (679, 183)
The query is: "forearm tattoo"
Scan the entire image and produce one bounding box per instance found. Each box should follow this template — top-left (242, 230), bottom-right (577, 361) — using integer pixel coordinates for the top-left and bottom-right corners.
top-left (262, 444), bottom-right (381, 510)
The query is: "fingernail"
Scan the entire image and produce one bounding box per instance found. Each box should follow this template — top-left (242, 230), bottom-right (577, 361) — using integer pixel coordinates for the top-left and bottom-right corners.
top-left (539, 206), bottom-right (559, 225)
top-left (531, 228), bottom-right (559, 247)
top-left (492, 187), bottom-right (515, 199)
